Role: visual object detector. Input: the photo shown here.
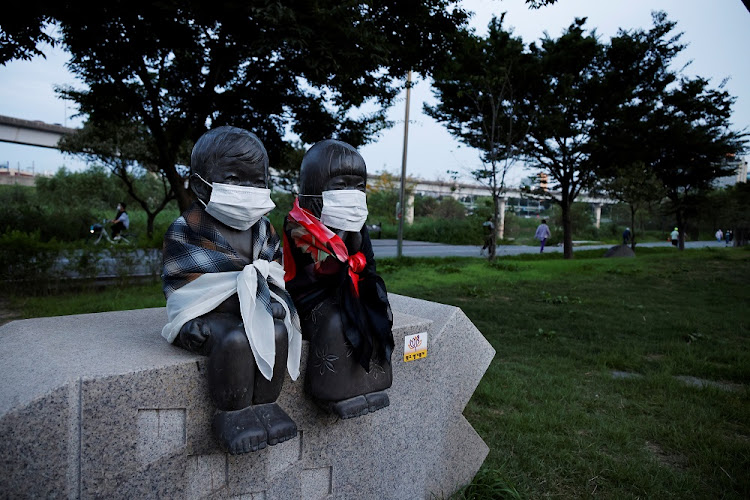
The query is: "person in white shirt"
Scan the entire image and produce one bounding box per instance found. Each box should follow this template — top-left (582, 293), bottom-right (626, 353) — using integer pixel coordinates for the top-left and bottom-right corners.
top-left (670, 227), bottom-right (679, 247)
top-left (535, 219), bottom-right (551, 253)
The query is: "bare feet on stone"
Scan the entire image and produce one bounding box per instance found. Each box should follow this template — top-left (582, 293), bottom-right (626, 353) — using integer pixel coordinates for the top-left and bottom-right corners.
top-left (253, 402), bottom-right (298, 446)
top-left (328, 391), bottom-right (390, 419)
top-left (212, 406), bottom-right (267, 454)
top-left (364, 391), bottom-right (390, 412)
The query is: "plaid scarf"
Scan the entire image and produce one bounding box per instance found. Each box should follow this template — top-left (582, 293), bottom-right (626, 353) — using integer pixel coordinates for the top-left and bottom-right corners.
top-left (162, 203), bottom-right (281, 296)
top-left (161, 204), bottom-right (301, 379)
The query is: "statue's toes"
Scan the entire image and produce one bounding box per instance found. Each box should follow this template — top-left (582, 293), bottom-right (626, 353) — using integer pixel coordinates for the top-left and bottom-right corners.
top-left (213, 407), bottom-right (267, 455)
top-left (254, 403), bottom-right (297, 446)
top-left (330, 395), bottom-right (369, 420)
top-left (238, 432), bottom-right (267, 454)
top-left (365, 391), bottom-right (390, 413)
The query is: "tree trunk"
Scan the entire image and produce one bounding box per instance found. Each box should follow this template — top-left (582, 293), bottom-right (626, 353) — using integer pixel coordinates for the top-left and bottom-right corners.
top-left (562, 201), bottom-right (573, 259)
top-left (146, 213), bottom-right (156, 240)
top-left (489, 196), bottom-right (498, 261)
top-left (161, 159), bottom-right (192, 212)
top-left (630, 205), bottom-right (637, 251)
top-left (676, 210), bottom-right (685, 251)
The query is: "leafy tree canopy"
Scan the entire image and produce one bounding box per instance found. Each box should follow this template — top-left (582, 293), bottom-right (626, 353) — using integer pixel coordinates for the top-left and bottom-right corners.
top-left (2, 1), bottom-right (469, 211)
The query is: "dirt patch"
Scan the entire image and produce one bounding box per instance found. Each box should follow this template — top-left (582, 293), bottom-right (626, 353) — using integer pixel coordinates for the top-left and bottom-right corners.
top-left (645, 441), bottom-right (688, 469)
top-left (674, 375), bottom-right (744, 392)
top-left (0, 298), bottom-right (22, 327)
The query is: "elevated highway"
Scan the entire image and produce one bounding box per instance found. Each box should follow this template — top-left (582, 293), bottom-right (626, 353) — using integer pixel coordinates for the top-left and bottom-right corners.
top-left (0, 114), bottom-right (76, 149)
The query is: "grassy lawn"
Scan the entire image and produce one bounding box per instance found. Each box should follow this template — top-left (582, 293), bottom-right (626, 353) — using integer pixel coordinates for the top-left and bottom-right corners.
top-left (6, 247), bottom-right (749, 498)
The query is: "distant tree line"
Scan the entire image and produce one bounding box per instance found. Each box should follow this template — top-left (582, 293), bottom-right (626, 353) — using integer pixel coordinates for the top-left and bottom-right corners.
top-left (427, 12), bottom-right (747, 258)
top-left (0, 2), bottom-right (746, 258)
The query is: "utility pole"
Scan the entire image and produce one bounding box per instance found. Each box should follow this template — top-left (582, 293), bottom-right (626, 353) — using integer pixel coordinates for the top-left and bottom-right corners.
top-left (397, 70), bottom-right (412, 258)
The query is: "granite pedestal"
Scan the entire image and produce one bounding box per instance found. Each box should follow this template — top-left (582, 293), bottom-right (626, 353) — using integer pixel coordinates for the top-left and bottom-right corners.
top-left (0, 293), bottom-right (494, 499)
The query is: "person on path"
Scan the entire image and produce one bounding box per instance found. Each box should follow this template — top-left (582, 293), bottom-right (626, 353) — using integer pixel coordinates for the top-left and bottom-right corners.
top-left (535, 219), bottom-right (551, 253)
top-left (715, 228), bottom-right (723, 242)
top-left (622, 227), bottom-right (631, 245)
top-left (670, 227), bottom-right (679, 247)
top-left (481, 216), bottom-right (495, 256)
top-left (725, 229), bottom-right (732, 246)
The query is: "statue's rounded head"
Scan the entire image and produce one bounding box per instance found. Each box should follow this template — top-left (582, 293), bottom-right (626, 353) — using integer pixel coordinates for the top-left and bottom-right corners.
top-left (298, 139), bottom-right (367, 217)
top-left (189, 126), bottom-right (270, 205)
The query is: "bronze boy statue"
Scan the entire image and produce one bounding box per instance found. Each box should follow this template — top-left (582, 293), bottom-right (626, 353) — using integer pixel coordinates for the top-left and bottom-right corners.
top-left (161, 126), bottom-right (301, 454)
top-left (283, 139), bottom-right (394, 419)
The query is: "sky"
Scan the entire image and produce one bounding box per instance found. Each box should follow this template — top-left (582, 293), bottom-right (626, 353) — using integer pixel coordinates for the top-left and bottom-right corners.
top-left (1, 0), bottom-right (748, 186)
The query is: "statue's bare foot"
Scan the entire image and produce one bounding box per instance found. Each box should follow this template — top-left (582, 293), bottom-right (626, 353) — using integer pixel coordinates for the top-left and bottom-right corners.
top-left (364, 391), bottom-right (390, 413)
top-left (329, 395), bottom-right (369, 419)
top-left (253, 403), bottom-right (298, 446)
top-left (212, 406), bottom-right (267, 455)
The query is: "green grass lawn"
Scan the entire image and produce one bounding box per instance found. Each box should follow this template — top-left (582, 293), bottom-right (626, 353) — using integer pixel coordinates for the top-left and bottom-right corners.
top-left (6, 247), bottom-right (750, 498)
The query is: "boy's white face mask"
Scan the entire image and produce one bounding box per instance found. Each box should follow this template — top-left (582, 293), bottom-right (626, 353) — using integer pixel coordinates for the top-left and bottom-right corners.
top-left (195, 174), bottom-right (275, 231)
top-left (320, 189), bottom-right (368, 232)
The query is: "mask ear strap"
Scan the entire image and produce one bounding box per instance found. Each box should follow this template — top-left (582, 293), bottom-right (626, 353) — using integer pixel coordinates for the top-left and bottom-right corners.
top-left (193, 173), bottom-right (211, 207)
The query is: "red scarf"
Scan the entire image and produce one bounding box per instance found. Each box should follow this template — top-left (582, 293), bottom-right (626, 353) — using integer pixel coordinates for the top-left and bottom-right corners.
top-left (283, 198), bottom-right (367, 296)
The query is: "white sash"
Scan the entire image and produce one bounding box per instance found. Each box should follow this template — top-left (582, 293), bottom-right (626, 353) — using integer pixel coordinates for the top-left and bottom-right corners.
top-left (162, 260), bottom-right (301, 381)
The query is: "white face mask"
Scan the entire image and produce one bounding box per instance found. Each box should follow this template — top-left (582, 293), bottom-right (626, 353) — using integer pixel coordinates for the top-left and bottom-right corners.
top-left (320, 189), bottom-right (368, 232)
top-left (195, 174), bottom-right (275, 231)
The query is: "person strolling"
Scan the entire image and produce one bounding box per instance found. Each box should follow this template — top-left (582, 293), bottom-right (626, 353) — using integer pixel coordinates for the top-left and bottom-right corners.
top-left (535, 219), bottom-right (551, 253)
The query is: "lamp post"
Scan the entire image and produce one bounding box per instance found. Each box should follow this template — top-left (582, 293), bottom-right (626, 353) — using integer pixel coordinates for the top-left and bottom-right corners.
top-left (397, 70), bottom-right (412, 258)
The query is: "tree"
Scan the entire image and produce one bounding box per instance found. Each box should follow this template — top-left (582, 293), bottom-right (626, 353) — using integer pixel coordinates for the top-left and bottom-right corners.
top-left (603, 163), bottom-right (664, 250)
top-left (426, 15), bottom-right (529, 260)
top-left (58, 120), bottom-right (176, 238)
top-left (271, 141), bottom-right (306, 194)
top-left (4, 1), bottom-right (469, 212)
top-left (591, 13), bottom-right (684, 251)
top-left (648, 77), bottom-right (747, 249)
top-left (526, 0), bottom-right (560, 8)
top-left (589, 12), bottom-right (746, 250)
top-left (516, 18), bottom-right (608, 259)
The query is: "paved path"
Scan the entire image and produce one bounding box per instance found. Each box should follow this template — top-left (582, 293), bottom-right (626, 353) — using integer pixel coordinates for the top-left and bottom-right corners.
top-left (370, 239), bottom-right (727, 259)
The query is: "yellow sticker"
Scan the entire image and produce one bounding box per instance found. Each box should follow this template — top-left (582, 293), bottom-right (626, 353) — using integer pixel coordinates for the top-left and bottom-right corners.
top-left (403, 332), bottom-right (428, 362)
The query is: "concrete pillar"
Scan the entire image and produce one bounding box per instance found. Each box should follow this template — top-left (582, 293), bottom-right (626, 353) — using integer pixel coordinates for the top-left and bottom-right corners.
top-left (498, 197), bottom-right (508, 240)
top-left (594, 204), bottom-right (602, 229)
top-left (406, 193), bottom-right (415, 225)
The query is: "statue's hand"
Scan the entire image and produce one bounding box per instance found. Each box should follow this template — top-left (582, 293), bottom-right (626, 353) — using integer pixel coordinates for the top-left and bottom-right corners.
top-left (343, 231), bottom-right (362, 254)
top-left (178, 317), bottom-right (211, 353)
top-left (270, 301), bottom-right (285, 320)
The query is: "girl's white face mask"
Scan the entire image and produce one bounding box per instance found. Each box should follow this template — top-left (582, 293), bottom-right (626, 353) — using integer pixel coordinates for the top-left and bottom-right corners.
top-left (195, 174), bottom-right (275, 231)
top-left (320, 189), bottom-right (368, 232)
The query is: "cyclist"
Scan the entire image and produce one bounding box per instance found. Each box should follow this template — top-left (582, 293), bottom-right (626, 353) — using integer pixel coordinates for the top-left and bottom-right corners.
top-left (110, 202), bottom-right (130, 240)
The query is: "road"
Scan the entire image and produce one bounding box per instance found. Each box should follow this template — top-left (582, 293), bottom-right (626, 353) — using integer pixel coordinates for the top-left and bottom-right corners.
top-left (50, 239), bottom-right (728, 280)
top-left (370, 239), bottom-right (727, 259)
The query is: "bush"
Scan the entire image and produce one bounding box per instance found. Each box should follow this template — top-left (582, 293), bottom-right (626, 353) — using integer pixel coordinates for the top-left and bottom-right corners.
top-left (0, 230), bottom-right (61, 292)
top-left (402, 216), bottom-right (483, 245)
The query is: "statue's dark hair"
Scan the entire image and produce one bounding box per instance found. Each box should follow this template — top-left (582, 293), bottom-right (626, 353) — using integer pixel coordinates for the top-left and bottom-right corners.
top-left (190, 126), bottom-right (269, 185)
top-left (298, 139), bottom-right (367, 216)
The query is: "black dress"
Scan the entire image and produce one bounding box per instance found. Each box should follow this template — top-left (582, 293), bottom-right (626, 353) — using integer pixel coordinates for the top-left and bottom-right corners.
top-left (283, 220), bottom-right (394, 402)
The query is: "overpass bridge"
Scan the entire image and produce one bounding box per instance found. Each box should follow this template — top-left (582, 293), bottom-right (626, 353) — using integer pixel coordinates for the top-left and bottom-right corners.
top-left (380, 176), bottom-right (617, 230)
top-left (0, 115), bottom-right (618, 227)
top-left (0, 114), bottom-right (76, 149)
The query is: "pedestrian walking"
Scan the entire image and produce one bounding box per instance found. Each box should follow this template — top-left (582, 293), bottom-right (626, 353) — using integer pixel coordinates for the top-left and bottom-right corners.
top-left (670, 227), bottom-right (679, 247)
top-left (480, 216), bottom-right (494, 256)
top-left (535, 219), bottom-right (551, 253)
top-left (715, 228), bottom-right (723, 242)
top-left (622, 227), bottom-right (631, 245)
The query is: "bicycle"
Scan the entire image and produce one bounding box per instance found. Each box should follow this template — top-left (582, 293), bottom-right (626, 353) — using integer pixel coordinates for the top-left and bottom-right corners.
top-left (88, 219), bottom-right (136, 246)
